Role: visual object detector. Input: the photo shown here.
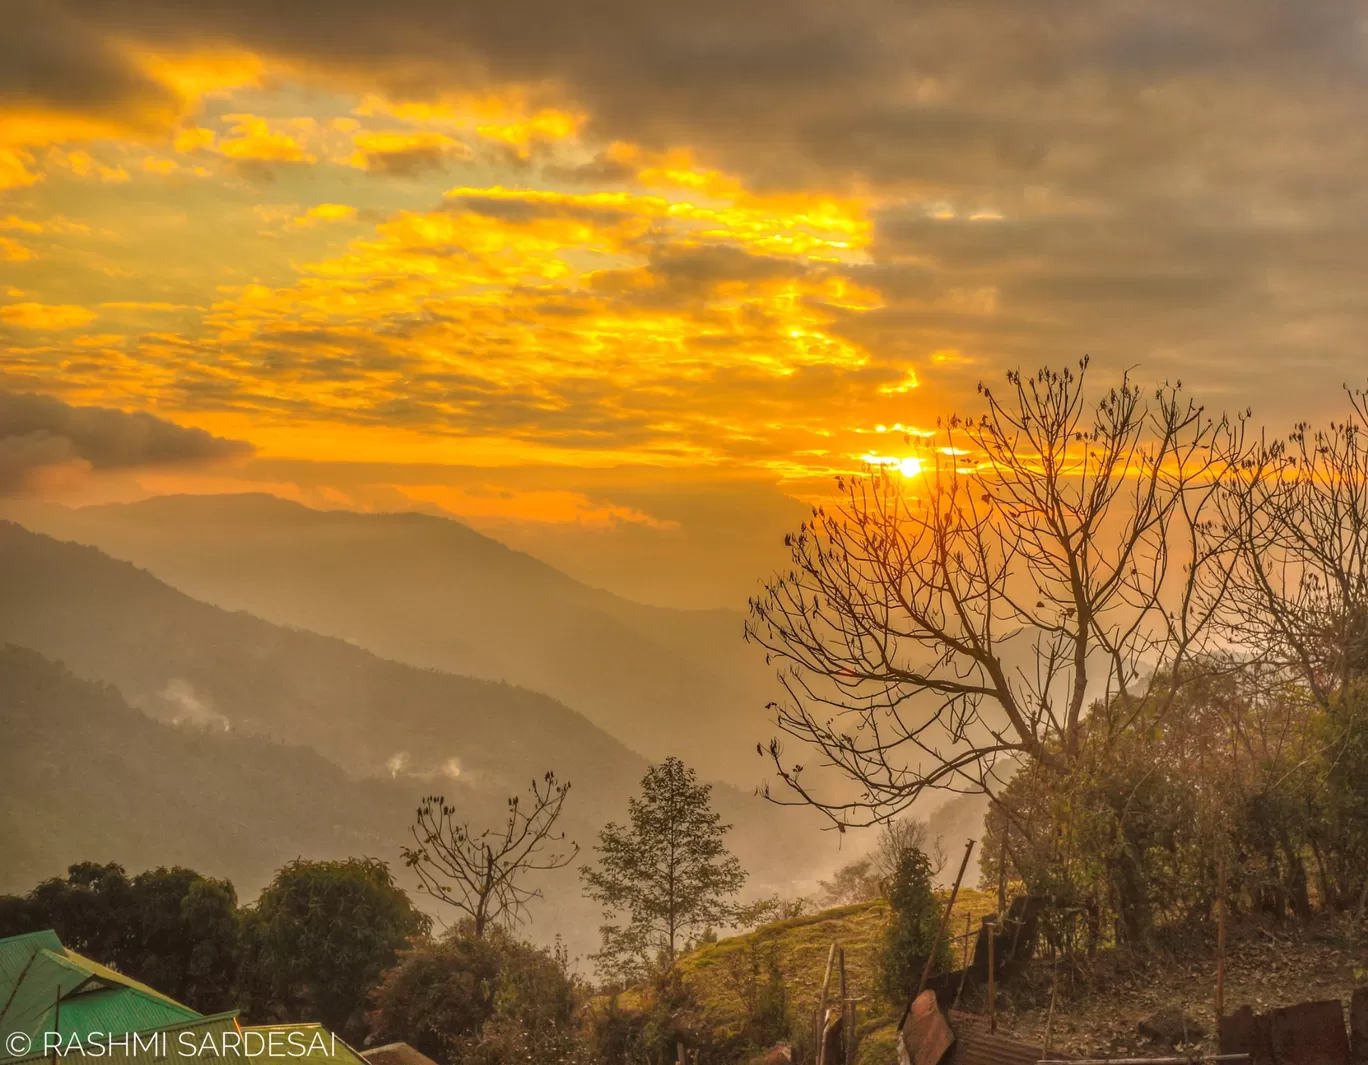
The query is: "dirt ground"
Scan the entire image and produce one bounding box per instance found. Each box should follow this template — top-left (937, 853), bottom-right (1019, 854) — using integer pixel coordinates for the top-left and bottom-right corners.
top-left (962, 917), bottom-right (1368, 1057)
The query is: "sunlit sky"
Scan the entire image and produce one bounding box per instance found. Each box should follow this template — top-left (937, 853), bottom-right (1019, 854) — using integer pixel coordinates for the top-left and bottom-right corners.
top-left (4, 1), bottom-right (1368, 606)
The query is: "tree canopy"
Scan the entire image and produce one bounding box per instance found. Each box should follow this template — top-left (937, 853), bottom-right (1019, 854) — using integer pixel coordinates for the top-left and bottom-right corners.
top-left (237, 857), bottom-right (429, 1037)
top-left (581, 757), bottom-right (746, 976)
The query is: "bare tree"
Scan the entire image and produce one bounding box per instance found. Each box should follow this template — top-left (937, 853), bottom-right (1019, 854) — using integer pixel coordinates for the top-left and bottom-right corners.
top-left (1219, 385), bottom-right (1368, 708)
top-left (745, 360), bottom-right (1240, 827)
top-left (875, 817), bottom-right (945, 883)
top-left (401, 772), bottom-right (577, 936)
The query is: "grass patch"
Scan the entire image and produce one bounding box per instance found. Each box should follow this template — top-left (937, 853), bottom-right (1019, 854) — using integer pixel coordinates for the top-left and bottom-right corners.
top-left (670, 887), bottom-right (1002, 1047)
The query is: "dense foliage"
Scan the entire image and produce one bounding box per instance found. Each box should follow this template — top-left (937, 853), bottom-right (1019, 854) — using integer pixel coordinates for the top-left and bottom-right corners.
top-left (237, 857), bottom-right (430, 1038)
top-left (877, 849), bottom-right (947, 1004)
top-left (978, 664), bottom-right (1368, 949)
top-left (371, 926), bottom-right (582, 1065)
top-left (0, 861), bottom-right (239, 1012)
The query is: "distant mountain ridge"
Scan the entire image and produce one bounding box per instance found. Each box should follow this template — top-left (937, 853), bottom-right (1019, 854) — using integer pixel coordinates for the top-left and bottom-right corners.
top-left (7, 494), bottom-right (778, 785)
top-left (0, 521), bottom-right (824, 909)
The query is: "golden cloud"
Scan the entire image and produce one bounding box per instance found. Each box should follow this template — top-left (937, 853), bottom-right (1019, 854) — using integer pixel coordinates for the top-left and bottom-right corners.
top-left (1, 303), bottom-right (99, 329)
top-left (217, 115), bottom-right (317, 164)
top-left (341, 130), bottom-right (471, 173)
top-left (0, 237), bottom-right (33, 262)
top-left (291, 203), bottom-right (358, 227)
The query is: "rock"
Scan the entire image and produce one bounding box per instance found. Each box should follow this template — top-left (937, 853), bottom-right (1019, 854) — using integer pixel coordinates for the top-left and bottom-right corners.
top-left (1138, 1008), bottom-right (1207, 1047)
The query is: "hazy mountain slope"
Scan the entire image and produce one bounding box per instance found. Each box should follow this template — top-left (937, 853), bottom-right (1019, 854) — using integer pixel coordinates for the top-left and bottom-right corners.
top-left (0, 522), bottom-right (641, 798)
top-left (0, 522), bottom-right (823, 900)
top-left (0, 644), bottom-right (621, 953)
top-left (0, 644), bottom-right (415, 897)
top-left (8, 495), bottom-right (779, 785)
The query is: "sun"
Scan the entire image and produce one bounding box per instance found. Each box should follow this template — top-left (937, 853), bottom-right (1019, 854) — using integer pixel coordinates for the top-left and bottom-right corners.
top-left (898, 456), bottom-right (924, 477)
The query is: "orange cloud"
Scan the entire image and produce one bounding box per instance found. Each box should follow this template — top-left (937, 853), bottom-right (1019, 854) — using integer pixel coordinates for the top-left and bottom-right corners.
top-left (0, 149), bottom-right (40, 191)
top-left (0, 237), bottom-right (32, 262)
top-left (47, 149), bottom-right (130, 183)
top-left (401, 484), bottom-right (679, 528)
top-left (217, 115), bottom-right (316, 164)
top-left (1, 303), bottom-right (99, 329)
top-left (291, 203), bottom-right (358, 227)
top-left (341, 130), bottom-right (471, 173)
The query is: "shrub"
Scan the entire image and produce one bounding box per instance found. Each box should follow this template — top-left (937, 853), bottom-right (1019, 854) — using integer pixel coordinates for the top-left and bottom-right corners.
top-left (877, 849), bottom-right (947, 1005)
top-left (371, 926), bottom-right (584, 1065)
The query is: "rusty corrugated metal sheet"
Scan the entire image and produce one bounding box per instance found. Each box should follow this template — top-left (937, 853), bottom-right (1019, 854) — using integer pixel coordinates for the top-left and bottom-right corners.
top-left (949, 1031), bottom-right (1052, 1065)
top-left (902, 991), bottom-right (955, 1065)
top-left (1269, 1000), bottom-right (1350, 1065)
top-left (362, 1042), bottom-right (441, 1065)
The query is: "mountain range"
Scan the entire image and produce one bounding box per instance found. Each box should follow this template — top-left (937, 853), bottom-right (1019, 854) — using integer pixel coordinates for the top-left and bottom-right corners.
top-left (6, 494), bottom-right (778, 786)
top-left (0, 520), bottom-right (832, 951)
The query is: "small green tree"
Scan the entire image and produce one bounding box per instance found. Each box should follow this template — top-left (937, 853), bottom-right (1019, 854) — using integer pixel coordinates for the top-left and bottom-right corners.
top-left (237, 857), bottom-right (428, 1038)
top-left (581, 757), bottom-right (746, 977)
top-left (877, 849), bottom-right (947, 1005)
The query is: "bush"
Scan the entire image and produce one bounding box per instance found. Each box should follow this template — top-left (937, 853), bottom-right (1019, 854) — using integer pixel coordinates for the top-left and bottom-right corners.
top-left (372, 926), bottom-right (584, 1065)
top-left (0, 862), bottom-right (240, 1013)
top-left (877, 849), bottom-right (946, 1005)
top-left (588, 968), bottom-right (715, 1065)
top-left (746, 951), bottom-right (790, 1049)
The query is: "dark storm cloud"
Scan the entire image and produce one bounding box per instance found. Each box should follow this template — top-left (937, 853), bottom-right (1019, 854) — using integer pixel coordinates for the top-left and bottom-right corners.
top-left (13, 1), bottom-right (1351, 178)
top-left (0, 1), bottom-right (174, 120)
top-left (0, 391), bottom-right (254, 493)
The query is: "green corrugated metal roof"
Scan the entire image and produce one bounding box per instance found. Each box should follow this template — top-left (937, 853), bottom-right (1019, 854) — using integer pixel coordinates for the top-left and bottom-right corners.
top-left (0, 930), bottom-right (201, 1064)
top-left (9, 1011), bottom-right (242, 1065)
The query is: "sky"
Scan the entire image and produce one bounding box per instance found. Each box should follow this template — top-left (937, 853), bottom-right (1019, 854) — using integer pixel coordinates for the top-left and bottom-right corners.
top-left (3, 0), bottom-right (1368, 607)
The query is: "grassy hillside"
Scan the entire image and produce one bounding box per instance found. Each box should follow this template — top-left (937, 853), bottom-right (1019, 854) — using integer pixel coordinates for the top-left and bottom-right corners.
top-left (6, 494), bottom-right (779, 785)
top-left (631, 890), bottom-right (1001, 1062)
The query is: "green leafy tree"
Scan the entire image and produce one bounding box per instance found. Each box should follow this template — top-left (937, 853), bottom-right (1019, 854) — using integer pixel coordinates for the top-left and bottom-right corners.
top-left (370, 932), bottom-right (502, 1063)
top-left (877, 848), bottom-right (947, 1005)
top-left (237, 857), bottom-right (429, 1038)
top-left (371, 927), bottom-right (582, 1065)
top-left (581, 757), bottom-right (746, 976)
top-left (0, 862), bottom-right (239, 1012)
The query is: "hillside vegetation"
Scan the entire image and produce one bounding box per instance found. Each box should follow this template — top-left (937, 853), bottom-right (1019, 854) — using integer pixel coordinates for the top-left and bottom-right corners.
top-left (613, 890), bottom-right (1000, 1064)
top-left (0, 644), bottom-right (413, 896)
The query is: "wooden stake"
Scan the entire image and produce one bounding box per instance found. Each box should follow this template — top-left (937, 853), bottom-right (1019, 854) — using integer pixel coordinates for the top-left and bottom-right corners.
top-left (1216, 853), bottom-right (1226, 1022)
top-left (919, 842), bottom-right (974, 1000)
top-left (997, 828), bottom-right (1009, 916)
top-left (953, 911), bottom-right (972, 1009)
top-left (815, 941), bottom-right (837, 1065)
top-left (1043, 948), bottom-right (1060, 1054)
top-left (838, 946), bottom-right (849, 1065)
top-left (987, 915), bottom-right (997, 1034)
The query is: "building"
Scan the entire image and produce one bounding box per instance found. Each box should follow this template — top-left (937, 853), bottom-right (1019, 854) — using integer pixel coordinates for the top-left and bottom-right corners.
top-left (0, 930), bottom-right (364, 1065)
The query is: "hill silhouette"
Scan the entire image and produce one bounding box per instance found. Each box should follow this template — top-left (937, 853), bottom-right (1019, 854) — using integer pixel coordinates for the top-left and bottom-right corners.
top-left (7, 494), bottom-right (777, 785)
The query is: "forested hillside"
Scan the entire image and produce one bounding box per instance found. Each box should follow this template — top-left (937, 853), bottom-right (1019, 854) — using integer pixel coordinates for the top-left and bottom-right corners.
top-left (0, 644), bottom-right (412, 896)
top-left (6, 495), bottom-right (778, 785)
top-left (0, 522), bottom-right (823, 914)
